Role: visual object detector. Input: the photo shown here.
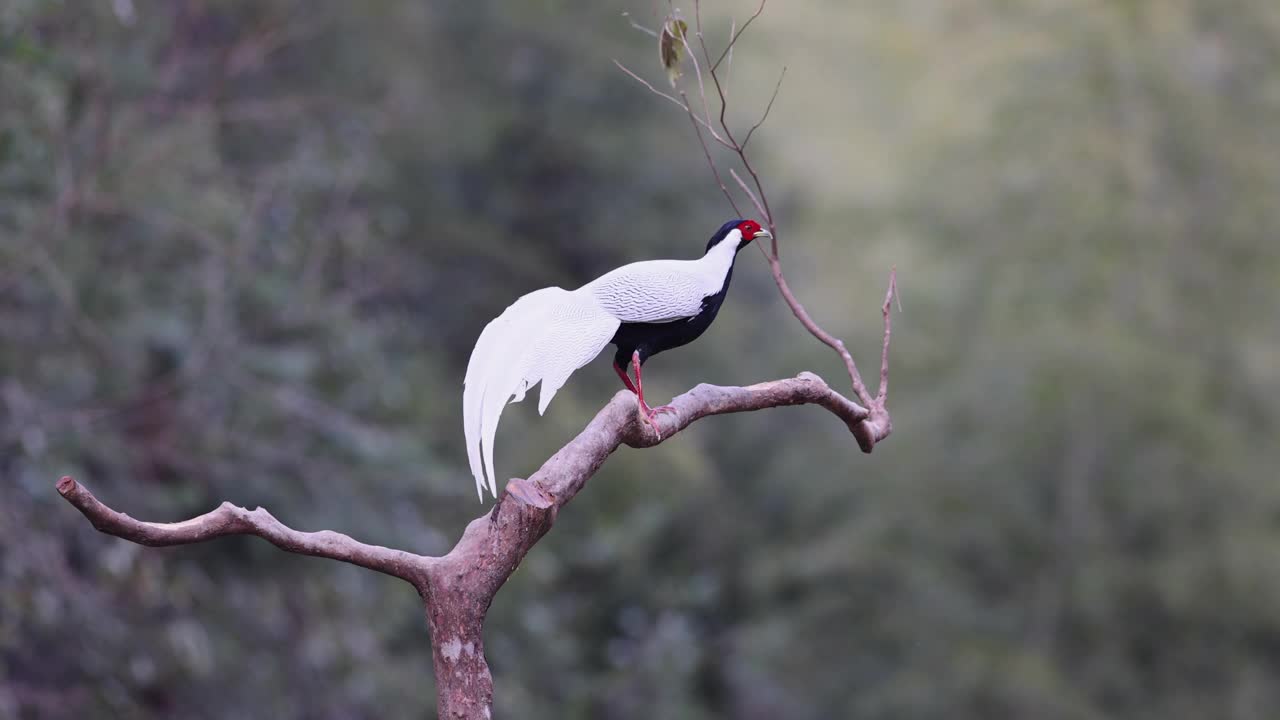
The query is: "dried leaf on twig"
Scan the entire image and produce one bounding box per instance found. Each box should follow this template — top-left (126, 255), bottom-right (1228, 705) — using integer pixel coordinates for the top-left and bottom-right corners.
top-left (659, 17), bottom-right (689, 86)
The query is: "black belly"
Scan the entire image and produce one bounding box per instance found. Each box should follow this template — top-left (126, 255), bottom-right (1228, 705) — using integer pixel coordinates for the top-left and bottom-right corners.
top-left (610, 268), bottom-right (732, 368)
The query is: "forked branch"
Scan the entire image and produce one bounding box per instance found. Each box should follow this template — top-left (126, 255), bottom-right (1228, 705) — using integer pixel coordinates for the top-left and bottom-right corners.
top-left (58, 370), bottom-right (887, 719)
top-left (615, 0), bottom-right (897, 434)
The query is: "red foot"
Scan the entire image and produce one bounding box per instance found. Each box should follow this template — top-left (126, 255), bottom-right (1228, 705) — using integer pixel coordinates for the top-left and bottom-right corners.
top-left (638, 400), bottom-right (675, 419)
top-left (644, 403), bottom-right (677, 417)
top-left (638, 403), bottom-right (663, 438)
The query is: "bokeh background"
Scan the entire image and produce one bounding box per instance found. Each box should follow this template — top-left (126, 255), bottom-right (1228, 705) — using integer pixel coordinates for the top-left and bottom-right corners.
top-left (4, 1), bottom-right (1280, 718)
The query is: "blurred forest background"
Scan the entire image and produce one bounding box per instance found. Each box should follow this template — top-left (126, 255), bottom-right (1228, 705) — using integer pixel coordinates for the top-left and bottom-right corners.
top-left (3, 1), bottom-right (1280, 718)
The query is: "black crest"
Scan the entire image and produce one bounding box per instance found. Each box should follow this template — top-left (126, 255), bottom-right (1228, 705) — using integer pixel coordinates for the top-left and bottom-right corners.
top-left (705, 219), bottom-right (745, 253)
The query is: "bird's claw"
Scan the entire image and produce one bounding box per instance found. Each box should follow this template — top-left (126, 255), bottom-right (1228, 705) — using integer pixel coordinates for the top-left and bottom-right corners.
top-left (637, 401), bottom-right (668, 439)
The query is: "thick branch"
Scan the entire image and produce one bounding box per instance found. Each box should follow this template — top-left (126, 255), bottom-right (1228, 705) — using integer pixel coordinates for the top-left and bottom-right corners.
top-left (55, 476), bottom-right (435, 585)
top-left (429, 371), bottom-right (885, 619)
top-left (440, 371), bottom-right (879, 577)
top-left (57, 370), bottom-right (878, 719)
top-left (627, 371), bottom-right (879, 450)
top-left (416, 372), bottom-right (886, 716)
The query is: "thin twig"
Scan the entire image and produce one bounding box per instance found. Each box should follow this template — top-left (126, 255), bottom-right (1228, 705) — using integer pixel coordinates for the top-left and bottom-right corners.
top-left (710, 0), bottom-right (767, 74)
top-left (674, 5), bottom-right (721, 152)
top-left (689, 0), bottom-right (739, 157)
top-left (877, 269), bottom-right (898, 405)
top-left (765, 259), bottom-right (878, 408)
top-left (683, 92), bottom-right (743, 217)
top-left (741, 66), bottom-right (786, 153)
top-left (688, 4), bottom-right (765, 265)
top-left (691, 0), bottom-right (774, 250)
top-left (729, 167), bottom-right (768, 228)
top-left (668, 5), bottom-right (741, 215)
top-left (612, 59), bottom-right (732, 148)
top-left (621, 12), bottom-right (659, 38)
top-left (724, 17), bottom-right (736, 97)
top-left (731, 147), bottom-right (776, 252)
top-left (693, 1), bottom-right (719, 91)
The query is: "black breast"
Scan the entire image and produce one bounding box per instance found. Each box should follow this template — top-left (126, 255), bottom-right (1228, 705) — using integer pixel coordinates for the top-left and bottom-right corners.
top-left (610, 267), bottom-right (734, 368)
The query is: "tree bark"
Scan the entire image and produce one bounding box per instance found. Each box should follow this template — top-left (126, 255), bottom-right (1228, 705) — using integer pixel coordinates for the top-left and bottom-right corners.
top-left (422, 579), bottom-right (494, 719)
top-left (58, 371), bottom-right (890, 718)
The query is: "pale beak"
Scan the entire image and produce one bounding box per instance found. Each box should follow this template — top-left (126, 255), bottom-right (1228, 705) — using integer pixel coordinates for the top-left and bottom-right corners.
top-left (753, 228), bottom-right (773, 241)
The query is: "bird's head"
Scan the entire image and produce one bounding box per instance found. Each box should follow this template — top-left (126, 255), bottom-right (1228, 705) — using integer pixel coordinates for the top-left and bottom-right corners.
top-left (705, 219), bottom-right (772, 253)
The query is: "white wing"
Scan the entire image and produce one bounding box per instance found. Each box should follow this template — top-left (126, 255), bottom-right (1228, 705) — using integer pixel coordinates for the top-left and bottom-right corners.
top-left (584, 257), bottom-right (730, 323)
top-left (463, 287), bottom-right (620, 500)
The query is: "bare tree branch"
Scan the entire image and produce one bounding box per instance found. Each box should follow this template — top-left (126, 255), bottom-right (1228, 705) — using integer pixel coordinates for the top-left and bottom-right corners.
top-left (678, 84), bottom-right (743, 216)
top-left (673, 0), bottom-right (897, 422)
top-left (57, 370), bottom-right (884, 718)
top-left (614, 49), bottom-right (741, 213)
top-left (674, 10), bottom-right (719, 142)
top-left (55, 476), bottom-right (434, 584)
top-left (729, 167), bottom-right (768, 223)
top-left (877, 269), bottom-right (899, 405)
top-left (611, 60), bottom-right (732, 148)
top-left (710, 0), bottom-right (767, 75)
top-left (620, 11), bottom-right (659, 38)
top-left (741, 66), bottom-right (786, 153)
top-left (724, 16), bottom-right (737, 97)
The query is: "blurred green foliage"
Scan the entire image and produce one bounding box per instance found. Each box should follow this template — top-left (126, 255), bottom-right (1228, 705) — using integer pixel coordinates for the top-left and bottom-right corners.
top-left (3, 1), bottom-right (1279, 718)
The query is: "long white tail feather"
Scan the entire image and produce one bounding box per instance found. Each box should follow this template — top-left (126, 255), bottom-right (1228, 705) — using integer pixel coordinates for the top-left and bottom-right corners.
top-left (463, 287), bottom-right (619, 500)
top-left (463, 311), bottom-right (510, 495)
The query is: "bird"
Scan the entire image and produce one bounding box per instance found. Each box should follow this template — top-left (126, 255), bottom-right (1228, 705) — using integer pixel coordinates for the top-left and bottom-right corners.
top-left (463, 218), bottom-right (772, 500)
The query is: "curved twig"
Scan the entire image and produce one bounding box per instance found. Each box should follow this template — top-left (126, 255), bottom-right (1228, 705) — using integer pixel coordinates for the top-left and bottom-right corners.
top-left (740, 66), bottom-right (786, 153)
top-left (611, 60), bottom-right (732, 149)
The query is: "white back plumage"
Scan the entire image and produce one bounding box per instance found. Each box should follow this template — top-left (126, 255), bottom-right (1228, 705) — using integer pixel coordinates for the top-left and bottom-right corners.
top-left (462, 232), bottom-right (741, 500)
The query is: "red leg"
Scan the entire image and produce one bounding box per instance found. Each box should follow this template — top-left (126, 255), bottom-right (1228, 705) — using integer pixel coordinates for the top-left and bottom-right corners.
top-left (631, 351), bottom-right (676, 436)
top-left (613, 361), bottom-right (638, 394)
top-left (631, 351), bottom-right (652, 415)
top-left (631, 351), bottom-right (676, 418)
